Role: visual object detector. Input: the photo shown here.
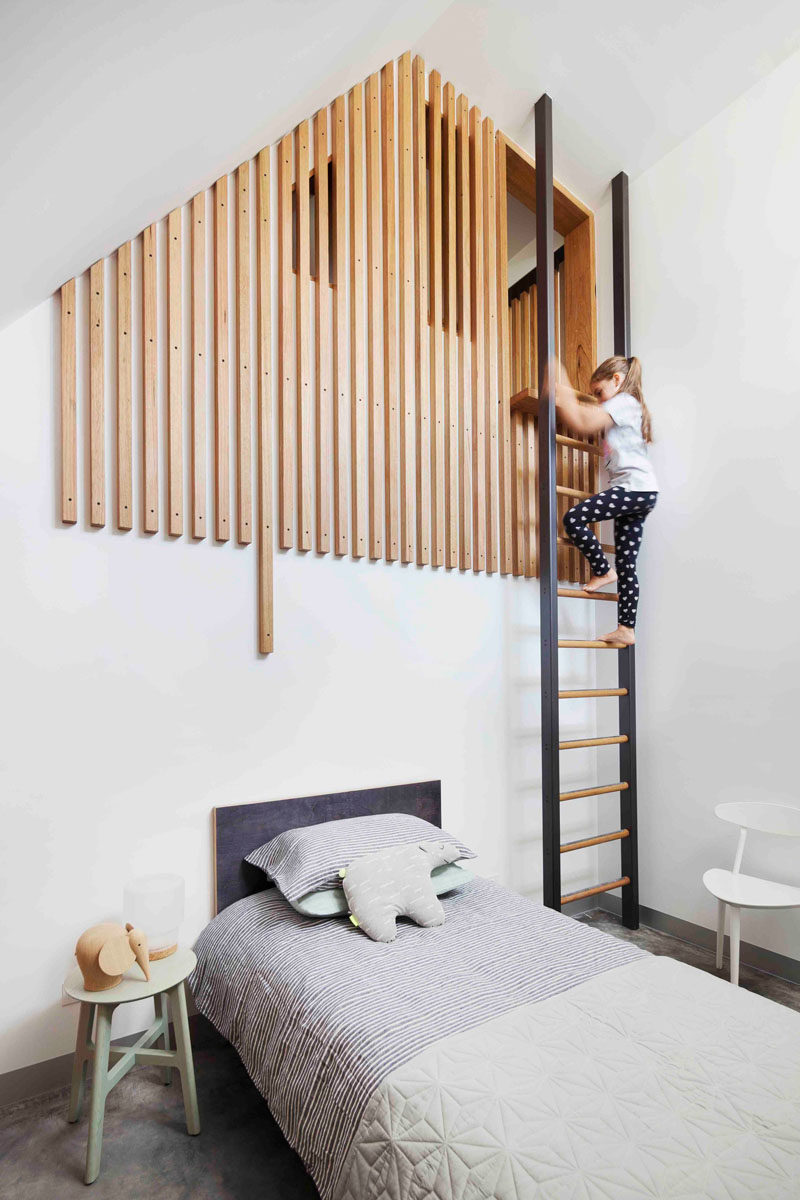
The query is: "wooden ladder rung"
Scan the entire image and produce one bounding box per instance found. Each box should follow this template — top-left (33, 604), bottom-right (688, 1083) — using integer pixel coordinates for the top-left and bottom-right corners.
top-left (561, 877), bottom-right (630, 905)
top-left (559, 688), bottom-right (627, 699)
top-left (558, 536), bottom-right (615, 554)
top-left (560, 781), bottom-right (629, 802)
top-left (556, 433), bottom-right (602, 457)
top-left (510, 385), bottom-right (598, 412)
top-left (556, 485), bottom-right (593, 501)
top-left (559, 734), bottom-right (628, 750)
top-left (560, 829), bottom-right (629, 853)
top-left (558, 640), bottom-right (624, 650)
top-left (558, 588), bottom-right (618, 602)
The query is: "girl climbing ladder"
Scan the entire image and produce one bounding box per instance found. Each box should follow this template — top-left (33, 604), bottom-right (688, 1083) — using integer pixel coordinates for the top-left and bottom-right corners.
top-left (554, 355), bottom-right (658, 646)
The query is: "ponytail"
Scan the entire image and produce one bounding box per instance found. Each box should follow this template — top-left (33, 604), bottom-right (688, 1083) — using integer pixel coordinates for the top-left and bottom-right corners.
top-left (590, 355), bottom-right (653, 443)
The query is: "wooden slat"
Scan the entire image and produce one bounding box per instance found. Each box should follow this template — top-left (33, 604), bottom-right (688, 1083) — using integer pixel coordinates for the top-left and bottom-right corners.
top-left (365, 74), bottom-right (383, 561)
top-left (331, 95), bottom-right (348, 556)
top-left (256, 148), bottom-right (274, 653)
top-left (495, 133), bottom-right (512, 574)
top-left (553, 271), bottom-right (567, 580)
top-left (397, 55), bottom-right (414, 564)
top-left (295, 125), bottom-right (311, 550)
top-left (469, 105), bottom-right (486, 572)
top-left (560, 781), bottom-right (629, 802)
top-left (214, 176), bottom-right (230, 541)
top-left (88, 261), bottom-right (105, 526)
top-left (167, 209), bottom-right (182, 536)
top-left (456, 93), bottom-right (472, 571)
top-left (314, 107), bottom-right (331, 554)
top-left (349, 84), bottom-right (367, 558)
top-left (565, 213), bottom-right (598, 586)
top-left (527, 284), bottom-right (538, 577)
top-left (561, 829), bottom-right (629, 853)
top-left (564, 215), bottom-right (597, 393)
top-left (412, 56), bottom-right (430, 565)
top-left (116, 245), bottom-right (132, 529)
top-left (191, 194), bottom-right (207, 538)
top-left (89, 263), bottom-right (108, 529)
top-left (60, 279), bottom-right (77, 524)
top-left (582, 437), bottom-right (593, 585)
top-left (521, 290), bottom-right (535, 578)
top-left (559, 688), bottom-right (627, 698)
top-left (142, 225), bottom-right (158, 532)
top-left (482, 116), bottom-right (498, 574)
top-left (442, 82), bottom-right (458, 570)
top-left (510, 299), bottom-right (523, 575)
top-left (381, 63), bottom-right (399, 562)
top-left (278, 133), bottom-right (294, 549)
top-left (428, 69), bottom-right (444, 567)
top-left (237, 162), bottom-right (253, 545)
top-left (561, 877), bottom-right (630, 905)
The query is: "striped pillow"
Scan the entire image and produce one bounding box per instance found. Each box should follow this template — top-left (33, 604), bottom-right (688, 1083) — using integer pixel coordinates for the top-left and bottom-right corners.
top-left (245, 812), bottom-right (476, 902)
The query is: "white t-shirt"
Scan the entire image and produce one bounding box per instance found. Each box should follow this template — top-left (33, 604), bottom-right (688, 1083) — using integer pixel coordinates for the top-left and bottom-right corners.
top-left (601, 392), bottom-right (658, 493)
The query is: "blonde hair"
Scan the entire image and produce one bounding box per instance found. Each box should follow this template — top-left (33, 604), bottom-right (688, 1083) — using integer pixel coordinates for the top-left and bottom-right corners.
top-left (591, 355), bottom-right (652, 443)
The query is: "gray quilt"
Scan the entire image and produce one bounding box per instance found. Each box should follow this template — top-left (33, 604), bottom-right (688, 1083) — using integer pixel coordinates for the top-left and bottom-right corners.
top-left (190, 877), bottom-right (642, 1197)
top-left (191, 878), bottom-right (800, 1199)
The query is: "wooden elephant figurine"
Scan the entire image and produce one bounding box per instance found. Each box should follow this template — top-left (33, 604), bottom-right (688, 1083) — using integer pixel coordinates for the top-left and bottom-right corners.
top-left (75, 922), bottom-right (151, 992)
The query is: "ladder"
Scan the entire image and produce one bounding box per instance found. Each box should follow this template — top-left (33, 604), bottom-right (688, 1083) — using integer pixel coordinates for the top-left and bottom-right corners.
top-left (534, 95), bottom-right (639, 929)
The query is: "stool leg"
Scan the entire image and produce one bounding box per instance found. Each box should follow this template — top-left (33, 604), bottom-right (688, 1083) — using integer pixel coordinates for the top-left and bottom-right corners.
top-left (169, 982), bottom-right (200, 1135)
top-left (68, 1002), bottom-right (95, 1123)
top-left (729, 907), bottom-right (741, 987)
top-left (158, 993), bottom-right (172, 1086)
top-left (715, 900), bottom-right (726, 971)
top-left (85, 1004), bottom-right (113, 1184)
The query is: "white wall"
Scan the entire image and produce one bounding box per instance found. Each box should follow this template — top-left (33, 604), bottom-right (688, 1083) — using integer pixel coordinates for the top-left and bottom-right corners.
top-left (7, 43), bottom-right (800, 1082)
top-left (596, 47), bottom-right (800, 959)
top-left (0, 297), bottom-right (599, 1076)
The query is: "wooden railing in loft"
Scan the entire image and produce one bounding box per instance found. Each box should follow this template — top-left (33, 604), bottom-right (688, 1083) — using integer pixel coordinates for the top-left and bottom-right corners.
top-left (57, 52), bottom-right (597, 656)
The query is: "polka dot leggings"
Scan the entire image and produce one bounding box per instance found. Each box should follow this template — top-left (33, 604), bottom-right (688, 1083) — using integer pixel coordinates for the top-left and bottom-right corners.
top-left (563, 486), bottom-right (657, 628)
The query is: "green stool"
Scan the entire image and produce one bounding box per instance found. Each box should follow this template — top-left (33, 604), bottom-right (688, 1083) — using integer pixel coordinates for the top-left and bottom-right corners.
top-left (64, 947), bottom-right (200, 1184)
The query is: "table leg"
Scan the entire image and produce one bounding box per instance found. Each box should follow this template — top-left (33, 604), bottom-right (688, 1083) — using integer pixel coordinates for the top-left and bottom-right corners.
top-left (715, 899), bottom-right (726, 970)
top-left (157, 993), bottom-right (172, 1086)
top-left (168, 982), bottom-right (200, 1135)
top-left (85, 1004), bottom-right (113, 1185)
top-left (68, 1002), bottom-right (95, 1123)
top-left (729, 906), bottom-right (741, 987)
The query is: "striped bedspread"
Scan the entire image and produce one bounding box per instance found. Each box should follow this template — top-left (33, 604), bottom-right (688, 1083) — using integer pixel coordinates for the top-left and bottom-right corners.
top-left (190, 877), bottom-right (644, 1199)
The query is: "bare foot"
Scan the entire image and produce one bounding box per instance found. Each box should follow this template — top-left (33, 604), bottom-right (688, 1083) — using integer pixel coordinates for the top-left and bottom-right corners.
top-left (584, 569), bottom-right (617, 594)
top-left (599, 625), bottom-right (635, 647)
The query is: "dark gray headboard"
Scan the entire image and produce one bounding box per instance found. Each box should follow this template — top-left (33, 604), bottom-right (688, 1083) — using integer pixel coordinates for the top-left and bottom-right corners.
top-left (213, 780), bottom-right (442, 913)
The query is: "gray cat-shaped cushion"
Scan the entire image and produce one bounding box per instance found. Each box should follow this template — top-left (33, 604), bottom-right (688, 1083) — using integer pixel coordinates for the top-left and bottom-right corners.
top-left (341, 840), bottom-right (463, 943)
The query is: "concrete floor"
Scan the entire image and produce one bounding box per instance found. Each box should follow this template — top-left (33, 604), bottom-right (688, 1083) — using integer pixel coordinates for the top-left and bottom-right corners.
top-left (1, 911), bottom-right (797, 1199)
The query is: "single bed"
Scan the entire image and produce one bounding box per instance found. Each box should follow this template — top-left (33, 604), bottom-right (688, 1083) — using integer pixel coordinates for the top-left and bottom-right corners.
top-left (191, 782), bottom-right (800, 1200)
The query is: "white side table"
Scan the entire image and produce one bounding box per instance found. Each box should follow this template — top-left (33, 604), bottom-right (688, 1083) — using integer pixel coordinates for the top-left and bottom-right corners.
top-left (64, 946), bottom-right (200, 1184)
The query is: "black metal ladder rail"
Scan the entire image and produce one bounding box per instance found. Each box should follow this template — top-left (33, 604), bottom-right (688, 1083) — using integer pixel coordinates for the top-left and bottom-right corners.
top-left (535, 92), bottom-right (639, 930)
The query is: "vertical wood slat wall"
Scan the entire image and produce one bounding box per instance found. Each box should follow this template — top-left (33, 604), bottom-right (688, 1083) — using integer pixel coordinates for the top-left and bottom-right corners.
top-left (56, 51), bottom-right (597, 654)
top-left (507, 262), bottom-right (596, 586)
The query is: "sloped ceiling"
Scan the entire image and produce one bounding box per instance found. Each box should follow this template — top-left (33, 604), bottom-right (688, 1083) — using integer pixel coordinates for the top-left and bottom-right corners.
top-left (0, 0), bottom-right (451, 332)
top-left (2, 0), bottom-right (800, 333)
